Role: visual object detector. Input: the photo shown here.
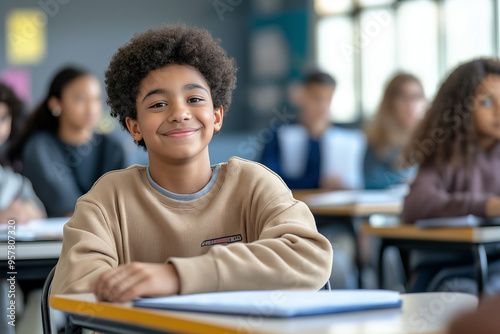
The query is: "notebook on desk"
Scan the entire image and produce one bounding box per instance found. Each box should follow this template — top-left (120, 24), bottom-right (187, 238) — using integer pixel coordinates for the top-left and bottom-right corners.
top-left (416, 215), bottom-right (500, 228)
top-left (133, 290), bottom-right (402, 318)
top-left (304, 189), bottom-right (405, 207)
top-left (0, 217), bottom-right (69, 241)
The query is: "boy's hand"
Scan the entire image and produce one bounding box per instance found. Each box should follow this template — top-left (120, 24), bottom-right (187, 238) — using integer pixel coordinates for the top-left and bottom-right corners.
top-left (91, 263), bottom-right (180, 302)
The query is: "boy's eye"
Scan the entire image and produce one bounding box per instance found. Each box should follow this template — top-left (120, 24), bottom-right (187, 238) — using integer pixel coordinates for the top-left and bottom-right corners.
top-left (150, 102), bottom-right (167, 108)
top-left (188, 97), bottom-right (202, 103)
top-left (479, 98), bottom-right (492, 107)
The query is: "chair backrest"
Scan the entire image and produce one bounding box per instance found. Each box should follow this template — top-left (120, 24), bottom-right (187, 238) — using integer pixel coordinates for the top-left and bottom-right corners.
top-left (41, 265), bottom-right (57, 334)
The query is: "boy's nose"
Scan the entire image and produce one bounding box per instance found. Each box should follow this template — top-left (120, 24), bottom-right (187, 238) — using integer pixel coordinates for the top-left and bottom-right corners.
top-left (167, 103), bottom-right (191, 122)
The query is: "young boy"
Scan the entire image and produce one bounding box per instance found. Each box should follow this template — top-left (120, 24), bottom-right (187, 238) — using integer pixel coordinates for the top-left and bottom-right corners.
top-left (260, 72), bottom-right (366, 190)
top-left (51, 25), bottom-right (333, 302)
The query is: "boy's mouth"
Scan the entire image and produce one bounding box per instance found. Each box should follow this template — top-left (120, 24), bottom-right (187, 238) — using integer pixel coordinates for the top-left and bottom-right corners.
top-left (162, 127), bottom-right (199, 138)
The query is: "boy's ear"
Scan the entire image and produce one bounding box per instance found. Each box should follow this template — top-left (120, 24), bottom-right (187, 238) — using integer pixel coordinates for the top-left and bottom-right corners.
top-left (214, 106), bottom-right (224, 132)
top-left (125, 117), bottom-right (143, 142)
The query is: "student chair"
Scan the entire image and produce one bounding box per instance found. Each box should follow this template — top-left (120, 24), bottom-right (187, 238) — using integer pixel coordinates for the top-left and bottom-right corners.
top-left (41, 265), bottom-right (56, 334)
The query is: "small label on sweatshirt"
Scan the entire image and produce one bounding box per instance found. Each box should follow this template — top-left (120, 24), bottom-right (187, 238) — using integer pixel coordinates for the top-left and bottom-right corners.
top-left (201, 234), bottom-right (243, 247)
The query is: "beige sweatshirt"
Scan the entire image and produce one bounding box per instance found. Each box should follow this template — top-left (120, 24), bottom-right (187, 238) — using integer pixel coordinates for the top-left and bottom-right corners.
top-left (52, 157), bottom-right (333, 295)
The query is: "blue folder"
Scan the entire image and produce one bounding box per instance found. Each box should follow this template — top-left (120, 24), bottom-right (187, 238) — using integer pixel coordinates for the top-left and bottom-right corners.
top-left (133, 290), bottom-right (402, 318)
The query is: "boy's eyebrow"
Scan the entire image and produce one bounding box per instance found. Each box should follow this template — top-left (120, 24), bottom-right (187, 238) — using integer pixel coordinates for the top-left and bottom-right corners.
top-left (141, 88), bottom-right (166, 103)
top-left (141, 84), bottom-right (209, 103)
top-left (184, 83), bottom-right (209, 93)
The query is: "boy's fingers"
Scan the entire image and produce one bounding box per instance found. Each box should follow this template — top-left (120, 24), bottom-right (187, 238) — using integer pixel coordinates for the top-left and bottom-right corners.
top-left (109, 270), bottom-right (148, 302)
top-left (95, 264), bottom-right (144, 301)
top-left (114, 278), bottom-right (150, 303)
top-left (116, 264), bottom-right (178, 302)
top-left (94, 266), bottom-right (128, 301)
top-left (93, 263), bottom-right (180, 302)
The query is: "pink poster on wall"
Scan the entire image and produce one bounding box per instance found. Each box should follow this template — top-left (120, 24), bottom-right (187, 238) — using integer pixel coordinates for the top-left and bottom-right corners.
top-left (0, 68), bottom-right (32, 106)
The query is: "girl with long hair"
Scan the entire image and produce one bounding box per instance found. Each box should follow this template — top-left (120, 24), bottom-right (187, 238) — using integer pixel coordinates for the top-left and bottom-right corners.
top-left (10, 66), bottom-right (127, 217)
top-left (364, 73), bottom-right (426, 189)
top-left (402, 58), bottom-right (500, 294)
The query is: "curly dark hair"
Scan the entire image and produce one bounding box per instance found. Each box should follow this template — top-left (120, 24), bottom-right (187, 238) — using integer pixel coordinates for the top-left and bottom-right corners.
top-left (105, 24), bottom-right (238, 148)
top-left (402, 58), bottom-right (500, 170)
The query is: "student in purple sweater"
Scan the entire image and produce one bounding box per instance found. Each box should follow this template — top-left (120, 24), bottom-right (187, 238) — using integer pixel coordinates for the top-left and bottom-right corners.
top-left (401, 58), bottom-right (500, 293)
top-left (402, 58), bottom-right (500, 223)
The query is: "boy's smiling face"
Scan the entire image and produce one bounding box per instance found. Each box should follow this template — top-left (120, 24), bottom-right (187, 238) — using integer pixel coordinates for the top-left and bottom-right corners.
top-left (127, 64), bottom-right (223, 163)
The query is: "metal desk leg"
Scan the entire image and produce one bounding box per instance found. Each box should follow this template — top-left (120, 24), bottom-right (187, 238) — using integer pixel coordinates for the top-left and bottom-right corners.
top-left (472, 244), bottom-right (488, 295)
top-left (378, 240), bottom-right (387, 289)
top-left (351, 218), bottom-right (364, 289)
top-left (65, 315), bottom-right (82, 334)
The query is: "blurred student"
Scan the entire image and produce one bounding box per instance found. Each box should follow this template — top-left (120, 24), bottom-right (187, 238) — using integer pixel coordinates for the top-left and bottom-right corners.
top-left (260, 72), bottom-right (365, 288)
top-left (364, 73), bottom-right (426, 189)
top-left (0, 84), bottom-right (47, 334)
top-left (260, 72), bottom-right (365, 190)
top-left (402, 58), bottom-right (500, 293)
top-left (10, 67), bottom-right (127, 217)
top-left (0, 83), bottom-right (45, 224)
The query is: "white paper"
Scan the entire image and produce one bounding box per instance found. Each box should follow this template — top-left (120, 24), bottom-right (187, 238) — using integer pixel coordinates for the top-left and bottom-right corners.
top-left (304, 189), bottom-right (405, 207)
top-left (0, 217), bottom-right (69, 241)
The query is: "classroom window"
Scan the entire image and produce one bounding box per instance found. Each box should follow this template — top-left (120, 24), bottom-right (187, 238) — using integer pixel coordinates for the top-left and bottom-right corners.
top-left (360, 8), bottom-right (396, 118)
top-left (358, 0), bottom-right (394, 6)
top-left (317, 16), bottom-right (356, 123)
top-left (396, 0), bottom-right (439, 100)
top-left (315, 0), bottom-right (354, 15)
top-left (315, 0), bottom-right (500, 123)
top-left (443, 0), bottom-right (495, 72)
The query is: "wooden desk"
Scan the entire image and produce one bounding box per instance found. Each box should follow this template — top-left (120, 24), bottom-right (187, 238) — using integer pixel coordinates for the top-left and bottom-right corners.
top-left (0, 218), bottom-right (66, 279)
top-left (362, 224), bottom-right (500, 293)
top-left (0, 240), bottom-right (62, 260)
top-left (362, 224), bottom-right (500, 243)
top-left (51, 292), bottom-right (477, 334)
top-left (0, 240), bottom-right (62, 334)
top-left (0, 240), bottom-right (61, 280)
top-left (293, 190), bottom-right (402, 217)
top-left (293, 190), bottom-right (403, 288)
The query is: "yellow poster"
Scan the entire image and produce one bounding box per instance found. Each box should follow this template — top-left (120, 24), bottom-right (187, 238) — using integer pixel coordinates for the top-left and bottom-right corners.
top-left (6, 9), bottom-right (47, 65)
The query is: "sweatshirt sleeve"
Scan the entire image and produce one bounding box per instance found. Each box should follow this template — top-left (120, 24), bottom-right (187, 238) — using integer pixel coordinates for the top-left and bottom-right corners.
top-left (168, 192), bottom-right (333, 295)
top-left (402, 166), bottom-right (491, 224)
top-left (51, 200), bottom-right (119, 295)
